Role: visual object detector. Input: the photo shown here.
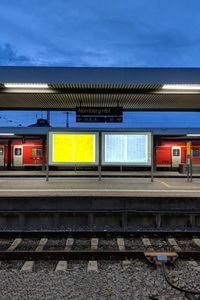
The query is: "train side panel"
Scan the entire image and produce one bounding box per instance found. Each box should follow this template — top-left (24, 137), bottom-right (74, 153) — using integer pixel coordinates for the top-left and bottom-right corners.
top-left (156, 145), bottom-right (171, 167)
top-left (156, 141), bottom-right (187, 169)
top-left (1, 138), bottom-right (200, 170)
top-left (0, 139), bottom-right (44, 168)
top-left (22, 143), bottom-right (43, 166)
top-left (0, 140), bottom-right (8, 167)
top-left (191, 143), bottom-right (200, 165)
top-left (0, 142), bottom-right (5, 167)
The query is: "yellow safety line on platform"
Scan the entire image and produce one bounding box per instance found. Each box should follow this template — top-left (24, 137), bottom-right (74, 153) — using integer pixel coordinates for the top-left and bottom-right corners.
top-left (154, 179), bottom-right (171, 188)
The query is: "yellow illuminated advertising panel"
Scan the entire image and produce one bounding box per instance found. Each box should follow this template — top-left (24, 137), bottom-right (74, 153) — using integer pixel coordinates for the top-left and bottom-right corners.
top-left (52, 133), bottom-right (96, 163)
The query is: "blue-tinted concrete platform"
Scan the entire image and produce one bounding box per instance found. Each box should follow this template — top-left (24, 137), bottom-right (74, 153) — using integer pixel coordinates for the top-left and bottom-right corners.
top-left (0, 177), bottom-right (200, 197)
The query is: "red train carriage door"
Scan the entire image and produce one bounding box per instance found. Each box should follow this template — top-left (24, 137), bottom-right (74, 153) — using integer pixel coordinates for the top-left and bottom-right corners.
top-left (171, 146), bottom-right (181, 169)
top-left (13, 145), bottom-right (23, 167)
top-left (0, 145), bottom-right (4, 167)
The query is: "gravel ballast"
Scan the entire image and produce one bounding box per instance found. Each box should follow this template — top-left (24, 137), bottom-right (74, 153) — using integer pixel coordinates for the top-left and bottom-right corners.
top-left (0, 260), bottom-right (199, 299)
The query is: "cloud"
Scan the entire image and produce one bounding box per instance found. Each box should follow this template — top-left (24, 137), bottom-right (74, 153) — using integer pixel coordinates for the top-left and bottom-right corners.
top-left (0, 44), bottom-right (32, 66)
top-left (0, 42), bottom-right (110, 67)
top-left (0, 0), bottom-right (200, 67)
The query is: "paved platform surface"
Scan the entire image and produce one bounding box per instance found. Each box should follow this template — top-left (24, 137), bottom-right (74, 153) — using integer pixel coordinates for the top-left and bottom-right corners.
top-left (0, 170), bottom-right (196, 177)
top-left (0, 177), bottom-right (199, 197)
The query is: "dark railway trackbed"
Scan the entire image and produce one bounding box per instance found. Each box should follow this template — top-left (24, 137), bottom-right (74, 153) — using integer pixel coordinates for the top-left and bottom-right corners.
top-left (0, 230), bottom-right (199, 298)
top-left (0, 230), bottom-right (199, 238)
top-left (0, 230), bottom-right (199, 261)
top-left (0, 249), bottom-right (200, 261)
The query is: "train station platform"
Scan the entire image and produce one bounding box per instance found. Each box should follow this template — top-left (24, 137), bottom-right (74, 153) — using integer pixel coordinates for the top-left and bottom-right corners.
top-left (0, 170), bottom-right (196, 178)
top-left (0, 176), bottom-right (200, 197)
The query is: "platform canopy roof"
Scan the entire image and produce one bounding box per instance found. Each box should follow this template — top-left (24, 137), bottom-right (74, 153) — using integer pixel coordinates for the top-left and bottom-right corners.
top-left (1, 67), bottom-right (200, 111)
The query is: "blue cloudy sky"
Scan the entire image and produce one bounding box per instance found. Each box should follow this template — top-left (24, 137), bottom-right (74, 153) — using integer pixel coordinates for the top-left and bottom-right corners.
top-left (1, 111), bottom-right (200, 129)
top-left (0, 0), bottom-right (200, 128)
top-left (0, 0), bottom-right (200, 67)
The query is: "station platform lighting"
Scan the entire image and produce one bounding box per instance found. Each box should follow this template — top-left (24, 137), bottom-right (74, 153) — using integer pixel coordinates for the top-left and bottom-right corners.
top-left (162, 84), bottom-right (200, 91)
top-left (4, 83), bottom-right (49, 89)
top-left (1, 67), bottom-right (200, 111)
top-left (187, 134), bottom-right (200, 137)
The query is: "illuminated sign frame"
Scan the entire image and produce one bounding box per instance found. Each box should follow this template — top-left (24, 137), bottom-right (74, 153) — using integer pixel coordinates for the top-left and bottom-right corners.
top-left (101, 131), bottom-right (152, 166)
top-left (48, 131), bottom-right (99, 166)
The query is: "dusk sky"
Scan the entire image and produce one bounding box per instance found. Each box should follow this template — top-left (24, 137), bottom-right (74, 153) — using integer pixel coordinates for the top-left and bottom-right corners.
top-left (0, 1), bottom-right (200, 128)
top-left (0, 0), bottom-right (200, 67)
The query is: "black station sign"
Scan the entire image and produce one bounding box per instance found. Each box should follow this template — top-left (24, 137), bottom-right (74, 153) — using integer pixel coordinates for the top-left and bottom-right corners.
top-left (106, 116), bottom-right (123, 123)
top-left (76, 106), bottom-right (123, 123)
top-left (76, 116), bottom-right (123, 123)
top-left (76, 107), bottom-right (123, 116)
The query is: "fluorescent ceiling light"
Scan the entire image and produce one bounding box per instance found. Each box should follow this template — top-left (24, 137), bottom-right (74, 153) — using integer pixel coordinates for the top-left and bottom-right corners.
top-left (0, 133), bottom-right (15, 136)
top-left (162, 84), bottom-right (200, 90)
top-left (4, 83), bottom-right (49, 88)
top-left (187, 134), bottom-right (200, 137)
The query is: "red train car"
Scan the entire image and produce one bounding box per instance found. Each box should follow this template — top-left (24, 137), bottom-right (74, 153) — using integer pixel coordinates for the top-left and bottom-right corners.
top-left (1, 138), bottom-right (200, 171)
top-left (156, 140), bottom-right (200, 169)
top-left (0, 139), bottom-right (44, 168)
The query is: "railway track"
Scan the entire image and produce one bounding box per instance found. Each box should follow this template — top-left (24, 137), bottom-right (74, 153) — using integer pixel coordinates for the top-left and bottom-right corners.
top-left (0, 231), bottom-right (199, 298)
top-left (0, 229), bottom-right (199, 238)
top-left (0, 230), bottom-right (199, 262)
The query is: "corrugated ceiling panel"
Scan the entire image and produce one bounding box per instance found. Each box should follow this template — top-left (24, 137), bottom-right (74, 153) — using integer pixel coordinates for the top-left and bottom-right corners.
top-left (0, 92), bottom-right (200, 110)
top-left (49, 83), bottom-right (162, 90)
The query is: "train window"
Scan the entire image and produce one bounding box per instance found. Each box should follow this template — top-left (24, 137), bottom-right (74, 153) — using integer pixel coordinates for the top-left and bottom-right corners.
top-left (31, 148), bottom-right (43, 156)
top-left (192, 149), bottom-right (199, 157)
top-left (172, 149), bottom-right (180, 156)
top-left (14, 148), bottom-right (22, 156)
top-left (0, 148), bottom-right (3, 155)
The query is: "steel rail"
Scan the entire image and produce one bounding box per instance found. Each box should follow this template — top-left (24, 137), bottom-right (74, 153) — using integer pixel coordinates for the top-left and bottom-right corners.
top-left (0, 209), bottom-right (199, 213)
top-left (0, 250), bottom-right (199, 260)
top-left (0, 231), bottom-right (199, 238)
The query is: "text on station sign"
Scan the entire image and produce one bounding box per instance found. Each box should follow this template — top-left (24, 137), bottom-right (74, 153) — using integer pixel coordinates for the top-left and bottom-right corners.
top-left (76, 107), bottom-right (123, 116)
